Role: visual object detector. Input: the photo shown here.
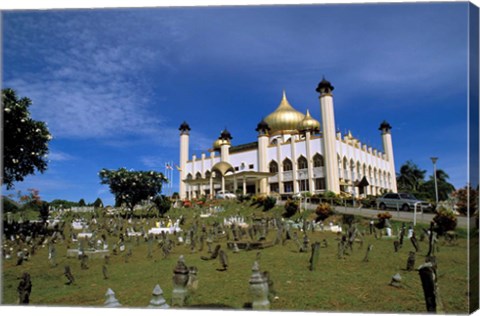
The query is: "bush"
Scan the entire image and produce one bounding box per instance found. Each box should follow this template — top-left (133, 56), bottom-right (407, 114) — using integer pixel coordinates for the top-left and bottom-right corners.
top-left (342, 214), bottom-right (356, 226)
top-left (263, 196), bottom-right (277, 212)
top-left (433, 203), bottom-right (457, 235)
top-left (315, 202), bottom-right (334, 221)
top-left (376, 211), bottom-right (392, 229)
top-left (283, 199), bottom-right (299, 218)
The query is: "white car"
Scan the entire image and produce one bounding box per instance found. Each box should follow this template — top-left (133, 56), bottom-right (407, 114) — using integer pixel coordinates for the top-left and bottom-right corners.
top-left (215, 191), bottom-right (237, 199)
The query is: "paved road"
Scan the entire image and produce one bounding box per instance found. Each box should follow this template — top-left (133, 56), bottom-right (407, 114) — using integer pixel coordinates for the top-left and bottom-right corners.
top-left (295, 202), bottom-right (471, 229)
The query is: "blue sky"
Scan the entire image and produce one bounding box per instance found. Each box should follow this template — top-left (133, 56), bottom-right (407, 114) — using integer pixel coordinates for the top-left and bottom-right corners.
top-left (2, 2), bottom-right (473, 206)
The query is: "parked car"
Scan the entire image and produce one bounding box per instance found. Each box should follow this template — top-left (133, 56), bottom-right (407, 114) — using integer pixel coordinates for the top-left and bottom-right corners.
top-left (376, 193), bottom-right (433, 212)
top-left (215, 191), bottom-right (237, 200)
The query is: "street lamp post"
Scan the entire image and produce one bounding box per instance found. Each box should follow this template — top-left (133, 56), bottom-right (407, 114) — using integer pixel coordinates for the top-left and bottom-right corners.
top-left (430, 157), bottom-right (439, 205)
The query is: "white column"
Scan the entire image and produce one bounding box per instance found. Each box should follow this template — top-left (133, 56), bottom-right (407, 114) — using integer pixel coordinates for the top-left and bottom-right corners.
top-left (220, 144), bottom-right (230, 162)
top-left (291, 136), bottom-right (299, 193)
top-left (276, 140), bottom-right (284, 194)
top-left (243, 176), bottom-right (247, 195)
top-left (179, 133), bottom-right (189, 199)
top-left (319, 89), bottom-right (340, 193)
top-left (200, 153), bottom-right (206, 196)
top-left (257, 134), bottom-right (269, 195)
top-left (305, 131), bottom-right (314, 194)
top-left (381, 130), bottom-right (398, 193)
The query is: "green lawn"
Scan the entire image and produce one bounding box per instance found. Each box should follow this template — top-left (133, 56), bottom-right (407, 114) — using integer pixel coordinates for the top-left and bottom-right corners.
top-left (1, 201), bottom-right (470, 313)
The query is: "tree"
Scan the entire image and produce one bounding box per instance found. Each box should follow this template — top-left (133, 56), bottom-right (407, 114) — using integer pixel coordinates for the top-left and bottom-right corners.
top-left (99, 168), bottom-right (167, 213)
top-left (78, 199), bottom-right (86, 207)
top-left (93, 198), bottom-right (103, 208)
top-left (152, 195), bottom-right (171, 217)
top-left (452, 185), bottom-right (479, 216)
top-left (2, 88), bottom-right (52, 189)
top-left (420, 169), bottom-right (455, 202)
top-left (396, 160), bottom-right (426, 192)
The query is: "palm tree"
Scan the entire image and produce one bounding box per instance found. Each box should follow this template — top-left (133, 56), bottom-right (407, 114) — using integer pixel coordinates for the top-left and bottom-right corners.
top-left (396, 161), bottom-right (426, 192)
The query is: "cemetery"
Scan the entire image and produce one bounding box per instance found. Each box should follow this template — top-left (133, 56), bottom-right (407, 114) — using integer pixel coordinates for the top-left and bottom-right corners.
top-left (1, 199), bottom-right (471, 313)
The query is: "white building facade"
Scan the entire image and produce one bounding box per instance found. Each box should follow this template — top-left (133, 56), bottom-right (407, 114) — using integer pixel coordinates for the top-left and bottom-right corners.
top-left (179, 78), bottom-right (397, 199)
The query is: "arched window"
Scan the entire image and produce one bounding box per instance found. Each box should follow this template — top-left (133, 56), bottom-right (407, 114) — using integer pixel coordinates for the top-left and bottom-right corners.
top-left (195, 172), bottom-right (202, 179)
top-left (186, 173), bottom-right (193, 180)
top-left (313, 154), bottom-right (324, 167)
top-left (343, 157), bottom-right (348, 170)
top-left (269, 161), bottom-right (278, 173)
top-left (283, 158), bottom-right (293, 171)
top-left (205, 170), bottom-right (211, 178)
top-left (297, 156), bottom-right (308, 170)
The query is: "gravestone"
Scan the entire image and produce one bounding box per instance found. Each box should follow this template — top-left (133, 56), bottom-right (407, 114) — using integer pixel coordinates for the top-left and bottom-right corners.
top-left (249, 261), bottom-right (269, 310)
top-left (102, 265), bottom-right (108, 280)
top-left (309, 242), bottom-right (320, 271)
top-left (393, 240), bottom-right (400, 252)
top-left (362, 244), bottom-right (373, 262)
top-left (399, 223), bottom-right (406, 245)
top-left (300, 234), bottom-right (310, 253)
top-left (172, 255), bottom-right (189, 307)
top-left (48, 243), bottom-right (57, 267)
top-left (389, 273), bottom-right (402, 288)
top-left (17, 272), bottom-right (32, 304)
top-left (148, 284), bottom-right (170, 308)
top-left (410, 233), bottom-right (420, 252)
top-left (418, 262), bottom-right (440, 312)
top-left (322, 239), bottom-right (328, 248)
top-left (232, 242), bottom-right (240, 253)
top-left (64, 265), bottom-right (75, 285)
top-left (187, 266), bottom-right (199, 292)
top-left (406, 251), bottom-right (416, 271)
top-left (80, 254), bottom-right (89, 270)
top-left (218, 250), bottom-right (228, 271)
top-left (201, 245), bottom-right (221, 260)
top-left (104, 288), bottom-right (122, 307)
top-left (263, 271), bottom-right (277, 301)
top-left (147, 235), bottom-right (153, 258)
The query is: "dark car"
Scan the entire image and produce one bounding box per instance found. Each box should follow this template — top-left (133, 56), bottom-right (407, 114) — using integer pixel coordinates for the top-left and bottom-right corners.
top-left (376, 193), bottom-right (432, 212)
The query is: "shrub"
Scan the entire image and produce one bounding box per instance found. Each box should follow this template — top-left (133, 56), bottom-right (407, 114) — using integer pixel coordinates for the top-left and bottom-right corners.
top-left (433, 202), bottom-right (458, 235)
top-left (283, 199), bottom-right (299, 218)
top-left (263, 196), bottom-right (277, 212)
top-left (315, 202), bottom-right (334, 221)
top-left (376, 211), bottom-right (392, 229)
top-left (342, 214), bottom-right (356, 226)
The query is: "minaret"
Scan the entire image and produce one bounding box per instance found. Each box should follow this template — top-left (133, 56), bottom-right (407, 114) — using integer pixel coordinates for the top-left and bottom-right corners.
top-left (219, 128), bottom-right (232, 162)
top-left (379, 120), bottom-right (398, 193)
top-left (256, 119), bottom-right (270, 195)
top-left (179, 121), bottom-right (191, 199)
top-left (316, 77), bottom-right (340, 193)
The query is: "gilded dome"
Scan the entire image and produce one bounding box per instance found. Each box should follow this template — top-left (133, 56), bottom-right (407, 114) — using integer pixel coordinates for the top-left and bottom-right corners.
top-left (212, 138), bottom-right (230, 150)
top-left (297, 109), bottom-right (320, 132)
top-left (264, 91), bottom-right (305, 135)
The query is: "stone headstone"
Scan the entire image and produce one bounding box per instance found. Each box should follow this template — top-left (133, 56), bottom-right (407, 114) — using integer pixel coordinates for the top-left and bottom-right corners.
top-left (418, 262), bottom-right (440, 312)
top-left (389, 273), bottom-right (402, 288)
top-left (249, 261), bottom-right (269, 310)
top-left (64, 265), bottom-right (75, 285)
top-left (102, 265), bottom-right (108, 280)
top-left (406, 251), bottom-right (416, 271)
top-left (172, 255), bottom-right (189, 307)
top-left (218, 250), bottom-right (228, 271)
top-left (104, 288), bottom-right (122, 307)
top-left (410, 234), bottom-right (420, 252)
top-left (309, 242), bottom-right (320, 271)
top-left (148, 284), bottom-right (170, 308)
top-left (393, 240), bottom-right (400, 252)
top-left (187, 266), bottom-right (199, 292)
top-left (17, 272), bottom-right (32, 304)
top-left (362, 244), bottom-right (373, 262)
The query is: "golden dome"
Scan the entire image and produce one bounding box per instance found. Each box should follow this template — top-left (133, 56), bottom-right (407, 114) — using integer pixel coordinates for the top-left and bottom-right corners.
top-left (212, 138), bottom-right (230, 150)
top-left (297, 109), bottom-right (320, 132)
top-left (264, 91), bottom-right (305, 135)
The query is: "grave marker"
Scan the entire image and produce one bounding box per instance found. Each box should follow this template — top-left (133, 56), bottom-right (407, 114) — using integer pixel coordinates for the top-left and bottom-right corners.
top-left (148, 284), bottom-right (169, 308)
top-left (406, 251), bottom-right (415, 271)
top-left (104, 288), bottom-right (122, 307)
top-left (172, 255), bottom-right (189, 307)
top-left (249, 261), bottom-right (270, 310)
top-left (17, 272), bottom-right (32, 304)
top-left (309, 242), bottom-right (320, 271)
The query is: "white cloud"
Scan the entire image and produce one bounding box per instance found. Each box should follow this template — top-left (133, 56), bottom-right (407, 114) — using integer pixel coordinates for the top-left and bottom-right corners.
top-left (48, 151), bottom-right (75, 161)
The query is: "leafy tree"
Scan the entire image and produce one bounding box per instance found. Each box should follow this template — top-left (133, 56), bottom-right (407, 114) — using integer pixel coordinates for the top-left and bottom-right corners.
top-left (396, 160), bottom-right (426, 192)
top-left (420, 169), bottom-right (455, 202)
top-left (452, 185), bottom-right (479, 216)
top-left (99, 168), bottom-right (167, 213)
top-left (78, 199), bottom-right (86, 207)
top-left (2, 88), bottom-right (52, 189)
top-left (2, 196), bottom-right (20, 213)
top-left (93, 198), bottom-right (103, 208)
top-left (49, 199), bottom-right (79, 209)
top-left (152, 195), bottom-right (171, 217)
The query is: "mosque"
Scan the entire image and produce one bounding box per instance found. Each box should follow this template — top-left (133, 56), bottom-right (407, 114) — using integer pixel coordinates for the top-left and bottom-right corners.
top-left (178, 78), bottom-right (398, 199)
